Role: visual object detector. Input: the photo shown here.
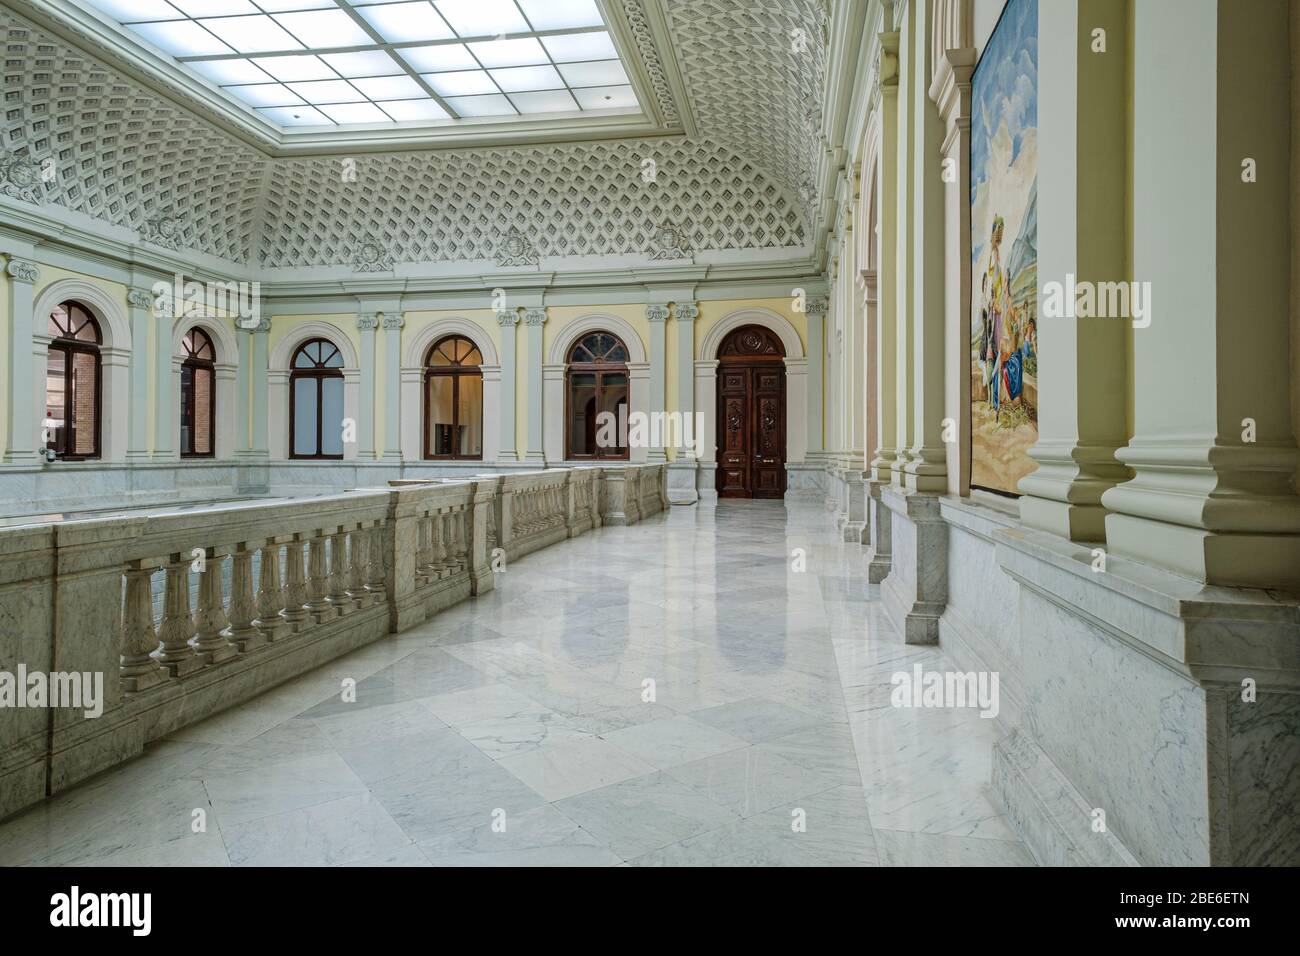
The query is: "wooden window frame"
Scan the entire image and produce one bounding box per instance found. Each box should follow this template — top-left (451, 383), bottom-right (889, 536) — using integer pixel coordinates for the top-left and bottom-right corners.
top-left (46, 302), bottom-right (102, 461)
top-left (423, 335), bottom-right (484, 461)
top-left (565, 332), bottom-right (631, 461)
top-left (180, 328), bottom-right (216, 459)
top-left (289, 338), bottom-right (345, 461)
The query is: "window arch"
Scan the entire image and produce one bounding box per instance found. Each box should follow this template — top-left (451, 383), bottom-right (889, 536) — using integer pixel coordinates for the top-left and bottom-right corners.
top-left (566, 331), bottom-right (629, 460)
top-left (180, 327), bottom-right (216, 458)
top-left (424, 335), bottom-right (483, 460)
top-left (44, 301), bottom-right (102, 460)
top-left (290, 338), bottom-right (345, 459)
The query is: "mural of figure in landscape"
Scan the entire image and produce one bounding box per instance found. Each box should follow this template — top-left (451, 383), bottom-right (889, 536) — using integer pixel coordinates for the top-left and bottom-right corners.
top-left (970, 0), bottom-right (1037, 495)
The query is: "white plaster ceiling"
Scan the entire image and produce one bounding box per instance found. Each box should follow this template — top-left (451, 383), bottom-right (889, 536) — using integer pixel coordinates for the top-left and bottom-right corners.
top-left (0, 0), bottom-right (831, 268)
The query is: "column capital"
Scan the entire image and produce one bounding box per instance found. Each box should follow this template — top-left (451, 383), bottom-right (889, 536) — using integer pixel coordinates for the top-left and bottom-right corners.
top-left (126, 288), bottom-right (153, 309)
top-left (356, 313), bottom-right (379, 331)
top-left (496, 309), bottom-right (520, 327)
top-left (523, 308), bottom-right (547, 327)
top-left (5, 258), bottom-right (39, 284)
top-left (381, 313), bottom-right (404, 331)
top-left (646, 304), bottom-right (671, 323)
top-left (804, 296), bottom-right (829, 317)
top-left (672, 303), bottom-right (699, 322)
top-left (239, 318), bottom-right (272, 334)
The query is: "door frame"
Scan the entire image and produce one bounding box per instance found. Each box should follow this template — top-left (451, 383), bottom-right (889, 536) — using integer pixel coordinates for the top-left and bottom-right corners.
top-left (716, 358), bottom-right (787, 498)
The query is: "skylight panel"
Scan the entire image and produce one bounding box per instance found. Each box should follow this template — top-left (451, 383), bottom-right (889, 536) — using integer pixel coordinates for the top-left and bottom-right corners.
top-left (254, 0), bottom-right (335, 9)
top-left (251, 54), bottom-right (336, 81)
top-left (224, 82), bottom-right (304, 106)
top-left (187, 57), bottom-right (274, 84)
top-left (509, 89), bottom-right (578, 114)
top-left (467, 37), bottom-right (548, 68)
top-left (573, 84), bottom-right (636, 110)
top-left (489, 65), bottom-right (562, 93)
top-left (170, 0), bottom-right (259, 15)
top-left (320, 49), bottom-right (404, 76)
top-left (541, 31), bottom-right (616, 62)
top-left (400, 43), bottom-right (478, 72)
top-left (350, 74), bottom-right (425, 99)
top-left (128, 19), bottom-right (233, 56)
top-left (288, 78), bottom-right (367, 103)
top-left (258, 104), bottom-right (332, 125)
top-left (272, 9), bottom-right (374, 47)
top-left (357, 2), bottom-right (455, 42)
top-left (319, 102), bottom-right (391, 124)
top-left (377, 97), bottom-right (450, 121)
top-left (517, 0), bottom-right (602, 31)
top-left (86, 0), bottom-right (184, 22)
top-left (558, 59), bottom-right (627, 88)
top-left (444, 93), bottom-right (516, 117)
top-left (425, 70), bottom-right (497, 97)
top-left (433, 0), bottom-right (528, 37)
top-left (200, 15), bottom-right (304, 53)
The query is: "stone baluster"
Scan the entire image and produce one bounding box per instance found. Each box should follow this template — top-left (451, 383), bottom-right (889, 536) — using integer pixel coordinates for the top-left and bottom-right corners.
top-left (327, 528), bottom-right (352, 612)
top-left (347, 527), bottom-right (369, 606)
top-left (226, 547), bottom-right (263, 652)
top-left (453, 506), bottom-right (468, 567)
top-left (366, 523), bottom-right (387, 599)
top-left (120, 564), bottom-right (165, 692)
top-left (158, 559), bottom-right (202, 677)
top-left (416, 511), bottom-right (434, 582)
top-left (281, 538), bottom-right (310, 628)
top-left (431, 509), bottom-right (448, 576)
top-left (306, 533), bottom-right (333, 621)
top-left (192, 552), bottom-right (237, 665)
top-left (254, 542), bottom-right (285, 641)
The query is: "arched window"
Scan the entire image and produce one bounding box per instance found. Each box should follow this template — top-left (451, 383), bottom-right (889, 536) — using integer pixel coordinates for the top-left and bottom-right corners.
top-left (180, 328), bottom-right (216, 458)
top-left (290, 338), bottom-right (345, 459)
top-left (45, 301), bottom-right (101, 460)
top-left (424, 335), bottom-right (483, 460)
top-left (566, 331), bottom-right (629, 460)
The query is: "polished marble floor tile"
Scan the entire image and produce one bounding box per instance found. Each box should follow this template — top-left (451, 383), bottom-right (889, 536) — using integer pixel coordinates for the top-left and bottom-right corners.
top-left (0, 499), bottom-right (1034, 867)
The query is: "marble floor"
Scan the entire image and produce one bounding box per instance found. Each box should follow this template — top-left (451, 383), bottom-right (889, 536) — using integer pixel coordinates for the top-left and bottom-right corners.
top-left (0, 500), bottom-right (1034, 867)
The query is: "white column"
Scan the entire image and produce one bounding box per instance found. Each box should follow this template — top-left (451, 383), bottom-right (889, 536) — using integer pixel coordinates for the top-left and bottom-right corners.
top-left (495, 310), bottom-right (519, 463)
top-left (646, 304), bottom-right (668, 462)
top-left (381, 313), bottom-right (403, 461)
top-left (871, 29), bottom-right (901, 484)
top-left (542, 364), bottom-right (564, 463)
top-left (523, 307), bottom-right (546, 466)
top-left (234, 325), bottom-right (251, 456)
top-left (628, 362), bottom-right (650, 464)
top-left (668, 302), bottom-right (699, 503)
top-left (355, 313), bottom-right (378, 460)
top-left (804, 296), bottom-right (827, 461)
top-left (152, 299), bottom-right (173, 459)
top-left (125, 288), bottom-right (152, 461)
top-left (3, 258), bottom-right (39, 463)
top-left (250, 321), bottom-right (269, 458)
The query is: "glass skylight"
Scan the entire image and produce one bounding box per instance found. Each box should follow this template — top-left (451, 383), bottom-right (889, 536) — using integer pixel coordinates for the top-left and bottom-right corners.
top-left (78, 0), bottom-right (642, 130)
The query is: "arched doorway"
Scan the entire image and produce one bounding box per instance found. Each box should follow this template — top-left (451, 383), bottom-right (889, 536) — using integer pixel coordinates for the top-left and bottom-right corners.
top-left (716, 324), bottom-right (786, 498)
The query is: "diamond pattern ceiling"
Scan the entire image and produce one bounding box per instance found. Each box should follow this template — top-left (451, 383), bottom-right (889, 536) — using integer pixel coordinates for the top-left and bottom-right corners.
top-left (0, 1), bottom-right (826, 267)
top-left (79, 0), bottom-right (643, 128)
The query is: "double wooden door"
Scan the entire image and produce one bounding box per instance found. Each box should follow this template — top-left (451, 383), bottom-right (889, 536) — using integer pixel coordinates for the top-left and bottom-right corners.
top-left (717, 361), bottom-right (786, 498)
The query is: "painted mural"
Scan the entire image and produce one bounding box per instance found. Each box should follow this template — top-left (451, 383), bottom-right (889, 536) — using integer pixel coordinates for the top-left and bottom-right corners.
top-left (970, 0), bottom-right (1038, 495)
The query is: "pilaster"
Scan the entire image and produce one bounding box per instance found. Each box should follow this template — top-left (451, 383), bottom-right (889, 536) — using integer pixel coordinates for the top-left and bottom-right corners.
top-left (645, 304), bottom-right (669, 463)
top-left (523, 307), bottom-right (547, 466)
top-left (381, 313), bottom-right (403, 462)
top-left (125, 288), bottom-right (152, 462)
top-left (3, 258), bottom-right (39, 464)
top-left (495, 309), bottom-right (520, 463)
top-left (355, 313), bottom-right (378, 461)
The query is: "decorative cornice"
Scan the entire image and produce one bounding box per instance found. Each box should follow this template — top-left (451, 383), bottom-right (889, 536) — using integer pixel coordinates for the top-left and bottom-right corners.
top-left (356, 313), bottom-right (380, 331)
top-left (523, 308), bottom-right (548, 327)
top-left (382, 314), bottom-right (405, 331)
top-left (620, 0), bottom-right (682, 125)
top-left (673, 303), bottom-right (700, 322)
top-left (495, 310), bottom-right (520, 327)
top-left (646, 304), bottom-right (671, 322)
top-left (5, 258), bottom-right (39, 283)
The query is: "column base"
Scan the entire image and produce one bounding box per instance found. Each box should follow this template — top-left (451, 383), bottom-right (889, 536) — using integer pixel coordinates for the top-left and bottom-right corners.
top-left (879, 486), bottom-right (946, 644)
top-left (522, 452), bottom-right (546, 468)
top-left (865, 480), bottom-right (892, 583)
top-left (667, 460), bottom-right (699, 505)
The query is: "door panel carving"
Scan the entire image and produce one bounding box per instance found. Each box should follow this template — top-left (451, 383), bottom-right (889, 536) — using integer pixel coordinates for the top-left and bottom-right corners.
top-left (715, 325), bottom-right (786, 499)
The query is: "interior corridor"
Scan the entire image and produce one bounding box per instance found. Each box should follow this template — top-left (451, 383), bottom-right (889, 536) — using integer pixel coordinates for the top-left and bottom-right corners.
top-left (0, 501), bottom-right (1031, 867)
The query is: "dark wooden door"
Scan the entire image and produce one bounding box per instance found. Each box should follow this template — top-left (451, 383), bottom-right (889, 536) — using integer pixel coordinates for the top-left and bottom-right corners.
top-left (717, 361), bottom-right (786, 499)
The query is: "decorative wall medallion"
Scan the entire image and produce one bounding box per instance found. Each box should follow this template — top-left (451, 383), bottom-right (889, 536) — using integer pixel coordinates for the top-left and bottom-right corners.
top-left (0, 153), bottom-right (45, 203)
top-left (649, 221), bottom-right (691, 260)
top-left (496, 227), bottom-right (539, 267)
top-left (352, 238), bottom-right (394, 273)
top-left (142, 216), bottom-right (183, 248)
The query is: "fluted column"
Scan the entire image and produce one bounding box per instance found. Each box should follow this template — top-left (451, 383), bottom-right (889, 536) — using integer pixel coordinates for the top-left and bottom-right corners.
top-left (125, 288), bottom-right (152, 461)
top-left (646, 305), bottom-right (669, 463)
top-left (381, 314), bottom-right (403, 461)
top-left (3, 258), bottom-right (39, 463)
top-left (496, 310), bottom-right (520, 463)
top-left (523, 308), bottom-right (547, 466)
top-left (356, 314), bottom-right (379, 460)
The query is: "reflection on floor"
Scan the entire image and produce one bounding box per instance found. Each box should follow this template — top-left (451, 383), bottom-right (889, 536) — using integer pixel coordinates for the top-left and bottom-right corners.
top-left (0, 499), bottom-right (1034, 867)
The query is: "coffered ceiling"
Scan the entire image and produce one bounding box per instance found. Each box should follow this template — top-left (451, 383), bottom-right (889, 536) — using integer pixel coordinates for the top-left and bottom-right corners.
top-left (0, 0), bottom-right (834, 271)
